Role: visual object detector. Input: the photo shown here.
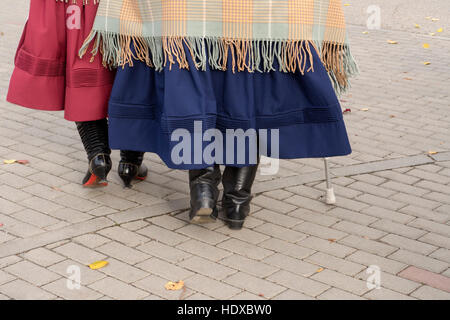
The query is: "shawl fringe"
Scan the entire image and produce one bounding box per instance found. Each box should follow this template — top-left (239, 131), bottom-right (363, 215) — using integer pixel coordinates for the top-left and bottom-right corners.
top-left (57, 0), bottom-right (100, 4)
top-left (80, 32), bottom-right (359, 96)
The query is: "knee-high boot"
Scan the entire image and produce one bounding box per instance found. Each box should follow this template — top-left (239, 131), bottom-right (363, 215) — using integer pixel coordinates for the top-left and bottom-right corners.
top-left (221, 164), bottom-right (259, 230)
top-left (76, 119), bottom-right (112, 187)
top-left (188, 165), bottom-right (222, 223)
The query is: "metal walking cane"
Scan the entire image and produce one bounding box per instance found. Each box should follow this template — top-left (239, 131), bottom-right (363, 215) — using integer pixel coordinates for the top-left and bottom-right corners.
top-left (323, 158), bottom-right (336, 204)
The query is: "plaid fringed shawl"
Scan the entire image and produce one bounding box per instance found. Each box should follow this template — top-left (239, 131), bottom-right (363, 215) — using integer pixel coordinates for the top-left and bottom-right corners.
top-left (80, 0), bottom-right (358, 94)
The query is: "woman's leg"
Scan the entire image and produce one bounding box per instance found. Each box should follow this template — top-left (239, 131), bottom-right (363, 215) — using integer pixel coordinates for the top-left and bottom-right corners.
top-left (188, 165), bottom-right (222, 224)
top-left (118, 150), bottom-right (148, 188)
top-left (76, 119), bottom-right (112, 187)
top-left (221, 163), bottom-right (259, 230)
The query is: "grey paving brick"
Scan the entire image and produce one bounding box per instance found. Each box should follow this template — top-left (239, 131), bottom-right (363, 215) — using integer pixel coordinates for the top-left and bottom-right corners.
top-left (361, 206), bottom-right (414, 224)
top-left (356, 194), bottom-right (406, 211)
top-left (224, 272), bottom-right (286, 299)
top-left (370, 219), bottom-right (426, 239)
top-left (217, 239), bottom-right (274, 260)
top-left (272, 289), bottom-right (315, 300)
top-left (318, 287), bottom-right (366, 300)
top-left (340, 235), bottom-right (397, 257)
top-left (5, 260), bottom-right (60, 286)
top-left (134, 274), bottom-right (194, 300)
top-left (23, 248), bottom-right (65, 267)
top-left (0, 279), bottom-right (56, 300)
top-left (42, 278), bottom-right (103, 300)
top-left (54, 242), bottom-right (106, 265)
top-left (179, 256), bottom-right (236, 280)
top-left (252, 195), bottom-right (297, 213)
top-left (327, 208), bottom-right (377, 226)
top-left (305, 252), bottom-right (366, 276)
top-left (356, 270), bottom-right (421, 295)
top-left (219, 254), bottom-right (278, 278)
top-left (418, 233), bottom-right (450, 250)
top-left (216, 226), bottom-right (270, 245)
top-left (408, 218), bottom-right (450, 237)
top-left (98, 226), bottom-right (149, 247)
top-left (399, 205), bottom-right (448, 223)
top-left (263, 253), bottom-right (319, 276)
top-left (380, 234), bottom-right (438, 255)
top-left (137, 241), bottom-right (190, 263)
top-left (73, 234), bottom-right (112, 249)
top-left (258, 238), bottom-right (315, 260)
top-left (288, 208), bottom-right (340, 227)
top-left (410, 286), bottom-right (450, 300)
top-left (389, 249), bottom-right (448, 273)
top-left (429, 248), bottom-right (450, 264)
top-left (137, 225), bottom-right (189, 246)
top-left (363, 287), bottom-right (416, 300)
top-left (184, 274), bottom-right (241, 300)
top-left (136, 257), bottom-right (194, 280)
top-left (252, 209), bottom-right (301, 228)
top-left (294, 221), bottom-right (349, 240)
top-left (177, 239), bottom-right (233, 262)
top-left (89, 277), bottom-right (149, 300)
top-left (96, 241), bottom-right (150, 265)
top-left (268, 270), bottom-right (330, 297)
top-left (333, 221), bottom-right (386, 240)
top-left (311, 269), bottom-right (369, 295)
top-left (298, 236), bottom-right (356, 258)
top-left (48, 260), bottom-right (106, 286)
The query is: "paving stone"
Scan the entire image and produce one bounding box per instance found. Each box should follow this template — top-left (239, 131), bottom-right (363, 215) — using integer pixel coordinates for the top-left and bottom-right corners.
top-left (179, 256), bottom-right (236, 280)
top-left (318, 287), bottom-right (366, 300)
top-left (305, 252), bottom-right (366, 276)
top-left (183, 274), bottom-right (241, 300)
top-left (54, 242), bottom-right (106, 265)
top-left (0, 269), bottom-right (15, 285)
top-left (5, 260), bottom-right (60, 286)
top-left (252, 195), bottom-right (297, 213)
top-left (298, 236), bottom-right (356, 258)
top-left (137, 241), bottom-right (191, 263)
top-left (89, 277), bottom-right (149, 300)
top-left (380, 234), bottom-right (438, 255)
top-left (399, 266), bottom-right (450, 293)
top-left (96, 241), bottom-right (150, 265)
top-left (311, 269), bottom-right (369, 296)
top-left (272, 290), bottom-right (315, 300)
top-left (218, 237), bottom-right (277, 260)
top-left (147, 215), bottom-right (188, 231)
top-left (48, 260), bottom-right (106, 286)
top-left (327, 208), bottom-right (377, 226)
top-left (268, 270), bottom-right (329, 297)
top-left (357, 270), bottom-right (421, 295)
top-left (408, 218), bottom-right (450, 237)
top-left (98, 226), bottom-right (149, 247)
top-left (137, 225), bottom-right (190, 246)
top-left (340, 235), bottom-right (397, 257)
top-left (410, 286), bottom-right (450, 300)
top-left (23, 247), bottom-right (65, 267)
top-left (288, 208), bottom-right (340, 227)
top-left (0, 279), bottom-right (56, 300)
top-left (97, 258), bottom-right (148, 283)
top-left (346, 250), bottom-right (407, 275)
top-left (216, 226), bottom-right (270, 245)
top-left (294, 221), bottom-right (348, 240)
top-left (224, 272), bottom-right (286, 299)
top-left (73, 234), bottom-right (112, 249)
top-left (400, 205), bottom-right (448, 223)
top-left (219, 254), bottom-right (278, 278)
top-left (136, 257), bottom-right (194, 280)
top-left (333, 221), bottom-right (386, 240)
top-left (177, 239), bottom-right (233, 262)
top-left (42, 278), bottom-right (103, 300)
top-left (370, 219), bottom-right (426, 239)
top-left (134, 274), bottom-right (194, 300)
top-left (389, 249), bottom-right (448, 274)
top-left (258, 238), bottom-right (315, 260)
top-left (360, 206), bottom-right (414, 224)
top-left (419, 233), bottom-right (450, 250)
top-left (252, 209), bottom-right (301, 228)
top-left (363, 287), bottom-right (416, 300)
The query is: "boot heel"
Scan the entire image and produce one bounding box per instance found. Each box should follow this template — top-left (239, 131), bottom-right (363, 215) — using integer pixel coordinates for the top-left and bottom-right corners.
top-left (226, 220), bottom-right (245, 230)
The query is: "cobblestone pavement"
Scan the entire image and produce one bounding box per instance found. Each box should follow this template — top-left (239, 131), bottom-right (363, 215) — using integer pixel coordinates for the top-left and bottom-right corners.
top-left (0, 1), bottom-right (449, 300)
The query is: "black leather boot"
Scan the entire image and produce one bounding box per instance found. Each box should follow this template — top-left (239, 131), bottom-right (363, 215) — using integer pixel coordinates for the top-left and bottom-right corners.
top-left (76, 119), bottom-right (112, 188)
top-left (118, 150), bottom-right (148, 188)
top-left (221, 164), bottom-right (259, 230)
top-left (189, 165), bottom-right (221, 224)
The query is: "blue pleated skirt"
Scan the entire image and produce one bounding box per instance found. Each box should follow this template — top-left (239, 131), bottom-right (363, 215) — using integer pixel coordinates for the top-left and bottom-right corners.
top-left (108, 44), bottom-right (352, 170)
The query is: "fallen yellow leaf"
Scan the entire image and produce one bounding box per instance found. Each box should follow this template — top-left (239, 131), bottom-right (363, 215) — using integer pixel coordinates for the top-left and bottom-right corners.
top-left (437, 28), bottom-right (443, 33)
top-left (423, 43), bottom-right (430, 49)
top-left (3, 160), bottom-right (17, 164)
top-left (428, 151), bottom-right (438, 155)
top-left (88, 261), bottom-right (109, 270)
top-left (361, 108), bottom-right (370, 111)
top-left (423, 61), bottom-right (431, 65)
top-left (414, 24), bottom-right (421, 29)
top-left (165, 280), bottom-right (185, 291)
top-left (387, 40), bottom-right (398, 44)
top-left (316, 268), bottom-right (324, 273)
